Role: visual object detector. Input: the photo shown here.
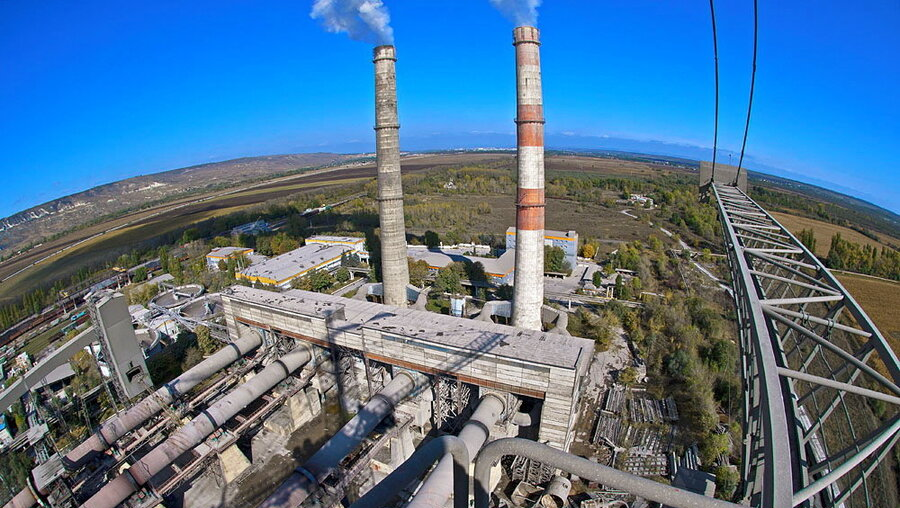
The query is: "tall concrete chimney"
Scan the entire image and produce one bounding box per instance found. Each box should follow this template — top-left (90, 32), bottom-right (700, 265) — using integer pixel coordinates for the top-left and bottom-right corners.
top-left (511, 26), bottom-right (545, 331)
top-left (373, 45), bottom-right (410, 307)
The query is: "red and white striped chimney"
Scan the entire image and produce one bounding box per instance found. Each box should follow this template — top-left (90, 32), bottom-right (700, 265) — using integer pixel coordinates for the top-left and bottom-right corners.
top-left (511, 26), bottom-right (545, 331)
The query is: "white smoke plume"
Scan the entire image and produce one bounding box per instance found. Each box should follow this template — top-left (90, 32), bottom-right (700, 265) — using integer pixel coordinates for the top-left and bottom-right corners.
top-left (489, 0), bottom-right (542, 27)
top-left (311, 0), bottom-right (394, 45)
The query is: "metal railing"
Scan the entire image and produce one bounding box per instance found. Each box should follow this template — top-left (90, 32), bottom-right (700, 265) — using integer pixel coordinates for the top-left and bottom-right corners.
top-left (712, 183), bottom-right (900, 508)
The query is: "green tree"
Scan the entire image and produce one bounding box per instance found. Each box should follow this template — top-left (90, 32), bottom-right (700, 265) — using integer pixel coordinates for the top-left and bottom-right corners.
top-left (196, 325), bottom-right (218, 356)
top-left (592, 270), bottom-right (604, 288)
top-left (496, 284), bottom-right (514, 301)
top-left (434, 264), bottom-right (464, 295)
top-left (69, 350), bottom-right (101, 396)
top-left (294, 270), bottom-right (336, 292)
top-left (714, 465), bottom-right (740, 500)
top-left (132, 266), bottom-right (148, 282)
top-left (341, 252), bottom-right (362, 268)
top-left (665, 349), bottom-right (694, 381)
top-left (408, 259), bottom-right (431, 287)
top-left (544, 245), bottom-right (571, 274)
top-left (181, 228), bottom-right (200, 244)
top-left (169, 259), bottom-right (184, 284)
top-left (464, 261), bottom-right (488, 283)
top-left (700, 432), bottom-right (732, 465)
top-left (701, 339), bottom-right (735, 372)
top-left (335, 267), bottom-right (351, 284)
top-left (0, 449), bottom-right (33, 503)
top-left (270, 232), bottom-right (300, 255)
top-left (619, 366), bottom-right (638, 386)
top-left (181, 347), bottom-right (204, 372)
top-left (9, 402), bottom-right (26, 434)
top-left (424, 230), bottom-right (441, 248)
top-left (798, 228), bottom-right (817, 254)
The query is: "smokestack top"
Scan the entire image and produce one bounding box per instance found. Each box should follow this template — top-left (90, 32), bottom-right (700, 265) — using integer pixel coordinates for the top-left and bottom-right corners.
top-left (373, 44), bottom-right (396, 62)
top-left (513, 26), bottom-right (540, 45)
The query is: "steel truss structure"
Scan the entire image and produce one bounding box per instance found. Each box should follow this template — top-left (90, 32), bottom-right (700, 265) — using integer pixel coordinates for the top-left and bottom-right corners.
top-left (713, 183), bottom-right (900, 507)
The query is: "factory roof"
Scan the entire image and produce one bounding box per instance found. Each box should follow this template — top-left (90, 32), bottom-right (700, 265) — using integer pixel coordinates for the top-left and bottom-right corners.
top-left (306, 235), bottom-right (366, 246)
top-left (238, 244), bottom-right (349, 285)
top-left (408, 248), bottom-right (515, 277)
top-left (32, 363), bottom-right (76, 389)
top-left (206, 246), bottom-right (253, 259)
top-left (146, 273), bottom-right (175, 286)
top-left (506, 227), bottom-right (577, 241)
top-left (226, 286), bottom-right (593, 370)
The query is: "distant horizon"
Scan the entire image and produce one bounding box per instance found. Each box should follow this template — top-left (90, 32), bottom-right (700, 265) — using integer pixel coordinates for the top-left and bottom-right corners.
top-left (3, 141), bottom-right (898, 222)
top-left (3, 1), bottom-right (898, 218)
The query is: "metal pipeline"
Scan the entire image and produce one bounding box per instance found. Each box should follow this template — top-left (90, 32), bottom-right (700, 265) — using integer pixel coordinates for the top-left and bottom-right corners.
top-left (512, 403), bottom-right (540, 427)
top-left (406, 394), bottom-right (505, 508)
top-left (474, 438), bottom-right (743, 508)
top-left (258, 370), bottom-right (428, 508)
top-left (81, 344), bottom-right (312, 508)
top-left (64, 332), bottom-right (263, 470)
top-left (351, 435), bottom-right (470, 508)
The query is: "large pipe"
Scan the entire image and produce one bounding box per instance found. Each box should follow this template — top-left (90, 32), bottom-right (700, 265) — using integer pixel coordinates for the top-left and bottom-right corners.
top-left (406, 394), bottom-right (505, 508)
top-left (82, 344), bottom-right (312, 508)
top-left (373, 44), bottom-right (410, 307)
top-left (474, 438), bottom-right (743, 508)
top-left (64, 332), bottom-right (263, 470)
top-left (351, 436), bottom-right (470, 508)
top-left (259, 370), bottom-right (428, 508)
top-left (511, 26), bottom-right (545, 331)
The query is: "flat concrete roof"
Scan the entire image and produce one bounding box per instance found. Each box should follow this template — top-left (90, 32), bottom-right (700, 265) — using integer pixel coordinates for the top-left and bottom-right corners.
top-left (506, 227), bottom-right (577, 240)
top-left (238, 244), bottom-right (349, 285)
top-left (226, 286), bottom-right (593, 370)
top-left (207, 246), bottom-right (252, 259)
top-left (307, 235), bottom-right (365, 245)
top-left (32, 363), bottom-right (76, 389)
top-left (407, 248), bottom-right (515, 277)
top-left (146, 273), bottom-right (175, 286)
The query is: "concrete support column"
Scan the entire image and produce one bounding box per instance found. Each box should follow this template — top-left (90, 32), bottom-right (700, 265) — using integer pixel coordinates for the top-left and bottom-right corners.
top-left (406, 394), bottom-right (506, 508)
top-left (390, 425), bottom-right (415, 469)
top-left (374, 45), bottom-right (410, 307)
top-left (511, 26), bottom-right (545, 331)
top-left (219, 444), bottom-right (251, 484)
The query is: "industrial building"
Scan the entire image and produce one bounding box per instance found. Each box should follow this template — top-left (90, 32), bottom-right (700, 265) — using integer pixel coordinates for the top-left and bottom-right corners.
top-left (231, 219), bottom-right (271, 236)
top-left (407, 247), bottom-right (516, 285)
top-left (506, 227), bottom-right (579, 272)
top-left (236, 244), bottom-right (349, 288)
top-left (2, 24), bottom-right (655, 508)
top-left (305, 235), bottom-right (365, 252)
top-left (89, 291), bottom-right (151, 400)
top-left (306, 235), bottom-right (369, 262)
top-left (205, 246), bottom-right (253, 270)
top-left (222, 286), bottom-right (593, 450)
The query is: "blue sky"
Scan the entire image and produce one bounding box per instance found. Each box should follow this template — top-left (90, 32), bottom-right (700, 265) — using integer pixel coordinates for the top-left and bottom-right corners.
top-left (1, 0), bottom-right (898, 217)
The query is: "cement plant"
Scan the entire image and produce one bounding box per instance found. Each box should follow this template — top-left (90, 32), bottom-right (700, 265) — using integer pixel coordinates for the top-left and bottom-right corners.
top-left (0, 2), bottom-right (898, 508)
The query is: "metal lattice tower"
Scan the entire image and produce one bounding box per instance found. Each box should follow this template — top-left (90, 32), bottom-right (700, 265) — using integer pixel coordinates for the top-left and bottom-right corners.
top-left (713, 183), bottom-right (900, 508)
